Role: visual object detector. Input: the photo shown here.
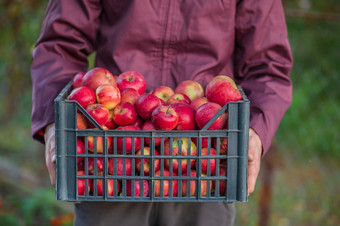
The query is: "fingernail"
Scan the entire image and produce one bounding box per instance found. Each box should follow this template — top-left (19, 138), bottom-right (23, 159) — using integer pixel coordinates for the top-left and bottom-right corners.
top-left (248, 154), bottom-right (253, 161)
top-left (52, 154), bottom-right (56, 163)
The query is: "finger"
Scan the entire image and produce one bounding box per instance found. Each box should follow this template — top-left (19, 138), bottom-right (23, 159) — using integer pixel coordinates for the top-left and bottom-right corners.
top-left (48, 162), bottom-right (56, 187)
top-left (247, 161), bottom-right (259, 195)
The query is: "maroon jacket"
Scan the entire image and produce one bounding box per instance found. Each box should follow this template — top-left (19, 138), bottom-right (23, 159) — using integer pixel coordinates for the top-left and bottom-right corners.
top-left (31, 0), bottom-right (293, 154)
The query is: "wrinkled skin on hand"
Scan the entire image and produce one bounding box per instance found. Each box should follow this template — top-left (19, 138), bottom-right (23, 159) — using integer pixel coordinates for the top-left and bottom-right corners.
top-left (247, 128), bottom-right (263, 195)
top-left (44, 123), bottom-right (56, 187)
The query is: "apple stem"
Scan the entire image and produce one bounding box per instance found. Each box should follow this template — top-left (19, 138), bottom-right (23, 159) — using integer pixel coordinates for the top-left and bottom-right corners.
top-left (166, 105), bottom-right (171, 114)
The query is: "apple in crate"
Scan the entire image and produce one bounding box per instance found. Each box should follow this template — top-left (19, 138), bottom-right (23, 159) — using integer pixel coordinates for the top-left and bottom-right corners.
top-left (191, 97), bottom-right (209, 111)
top-left (86, 103), bottom-right (110, 126)
top-left (77, 171), bottom-right (91, 196)
top-left (135, 147), bottom-right (160, 176)
top-left (151, 105), bottom-right (179, 130)
top-left (76, 112), bottom-right (87, 129)
top-left (141, 121), bottom-right (166, 146)
top-left (200, 147), bottom-right (217, 175)
top-left (108, 158), bottom-right (133, 178)
top-left (164, 138), bottom-right (197, 174)
top-left (88, 157), bottom-right (104, 175)
top-left (76, 138), bottom-right (85, 163)
top-left (116, 71), bottom-right (146, 95)
top-left (87, 126), bottom-right (112, 154)
top-left (175, 80), bottom-right (204, 102)
top-left (115, 125), bottom-right (141, 154)
top-left (195, 102), bottom-right (226, 130)
top-left (112, 102), bottom-right (138, 126)
top-left (181, 170), bottom-right (213, 197)
top-left (171, 103), bottom-right (197, 130)
top-left (136, 93), bottom-right (165, 120)
top-left (96, 84), bottom-right (121, 110)
top-left (72, 72), bottom-right (85, 88)
top-left (152, 86), bottom-right (175, 103)
top-left (95, 179), bottom-right (120, 196)
top-left (154, 169), bottom-right (178, 197)
top-left (68, 86), bottom-right (96, 108)
top-left (126, 180), bottom-right (149, 197)
top-left (167, 93), bottom-right (191, 105)
top-left (213, 166), bottom-right (227, 196)
top-left (82, 67), bottom-right (116, 92)
top-left (206, 75), bottom-right (242, 106)
top-left (121, 88), bottom-right (140, 105)
top-left (104, 110), bottom-right (117, 129)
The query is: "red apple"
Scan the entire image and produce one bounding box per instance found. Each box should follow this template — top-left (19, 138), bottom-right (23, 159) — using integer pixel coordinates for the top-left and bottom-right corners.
top-left (120, 88), bottom-right (140, 105)
top-left (206, 75), bottom-right (242, 106)
top-left (192, 137), bottom-right (209, 149)
top-left (164, 138), bottom-right (197, 174)
top-left (141, 121), bottom-right (166, 146)
top-left (136, 93), bottom-right (165, 120)
top-left (77, 112), bottom-right (87, 129)
top-left (195, 102), bottom-right (226, 130)
top-left (133, 116), bottom-right (144, 128)
top-left (175, 80), bottom-right (204, 102)
top-left (82, 67), bottom-right (116, 92)
top-left (115, 126), bottom-right (141, 154)
top-left (151, 105), bottom-right (179, 130)
top-left (68, 86), bottom-right (96, 108)
top-left (72, 72), bottom-right (85, 88)
top-left (154, 169), bottom-right (178, 197)
top-left (77, 171), bottom-right (91, 196)
top-left (116, 71), bottom-right (146, 95)
top-left (191, 97), bottom-right (209, 111)
top-left (152, 86), bottom-right (175, 103)
top-left (88, 157), bottom-right (104, 175)
top-left (87, 126), bottom-right (112, 154)
top-left (95, 179), bottom-right (119, 196)
top-left (200, 147), bottom-right (217, 175)
top-left (78, 159), bottom-right (85, 172)
top-left (85, 103), bottom-right (110, 126)
top-left (96, 84), bottom-right (121, 110)
top-left (171, 103), bottom-right (197, 130)
top-left (214, 137), bottom-right (228, 155)
top-left (112, 102), bottom-right (138, 126)
top-left (76, 138), bottom-right (85, 163)
top-left (167, 93), bottom-right (191, 105)
top-left (126, 180), bottom-right (149, 197)
top-left (181, 170), bottom-right (213, 197)
top-left (135, 147), bottom-right (160, 176)
top-left (108, 158), bottom-right (133, 178)
top-left (104, 110), bottom-right (117, 129)
top-left (214, 166), bottom-right (227, 196)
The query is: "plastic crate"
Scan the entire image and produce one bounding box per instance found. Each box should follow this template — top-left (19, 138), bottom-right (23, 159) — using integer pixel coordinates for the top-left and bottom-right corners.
top-left (54, 82), bottom-right (249, 202)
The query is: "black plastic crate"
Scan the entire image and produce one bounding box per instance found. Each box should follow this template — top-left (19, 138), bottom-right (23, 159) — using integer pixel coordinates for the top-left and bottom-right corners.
top-left (54, 82), bottom-right (249, 202)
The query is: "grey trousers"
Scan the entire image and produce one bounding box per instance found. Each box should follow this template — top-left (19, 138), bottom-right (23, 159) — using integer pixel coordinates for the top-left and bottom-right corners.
top-left (74, 202), bottom-right (236, 226)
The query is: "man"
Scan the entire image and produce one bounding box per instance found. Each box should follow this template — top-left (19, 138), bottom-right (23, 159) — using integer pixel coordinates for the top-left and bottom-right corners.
top-left (31, 0), bottom-right (292, 225)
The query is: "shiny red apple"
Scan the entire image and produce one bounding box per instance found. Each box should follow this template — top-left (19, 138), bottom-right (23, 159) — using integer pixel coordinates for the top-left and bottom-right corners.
top-left (206, 75), bottom-right (242, 106)
top-left (112, 102), bottom-right (138, 126)
top-left (116, 71), bottom-right (146, 95)
top-left (82, 67), bottom-right (116, 92)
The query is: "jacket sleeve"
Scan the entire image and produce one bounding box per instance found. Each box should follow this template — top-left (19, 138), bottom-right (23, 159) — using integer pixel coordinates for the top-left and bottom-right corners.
top-left (31, 0), bottom-right (102, 143)
top-left (234, 0), bottom-right (293, 155)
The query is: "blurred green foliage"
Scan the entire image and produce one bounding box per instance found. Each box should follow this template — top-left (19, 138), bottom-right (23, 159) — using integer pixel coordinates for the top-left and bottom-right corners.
top-left (276, 15), bottom-right (340, 158)
top-left (0, 0), bottom-right (339, 225)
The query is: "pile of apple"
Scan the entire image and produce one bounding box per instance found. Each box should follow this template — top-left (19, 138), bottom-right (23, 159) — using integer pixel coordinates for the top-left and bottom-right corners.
top-left (69, 67), bottom-right (242, 198)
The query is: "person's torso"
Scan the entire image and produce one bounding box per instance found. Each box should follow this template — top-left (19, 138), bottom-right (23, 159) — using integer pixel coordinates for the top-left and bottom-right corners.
top-left (96, 0), bottom-right (236, 91)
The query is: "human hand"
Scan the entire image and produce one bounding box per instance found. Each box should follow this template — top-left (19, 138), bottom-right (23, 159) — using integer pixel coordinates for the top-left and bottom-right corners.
top-left (247, 128), bottom-right (262, 195)
top-left (44, 123), bottom-right (56, 187)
